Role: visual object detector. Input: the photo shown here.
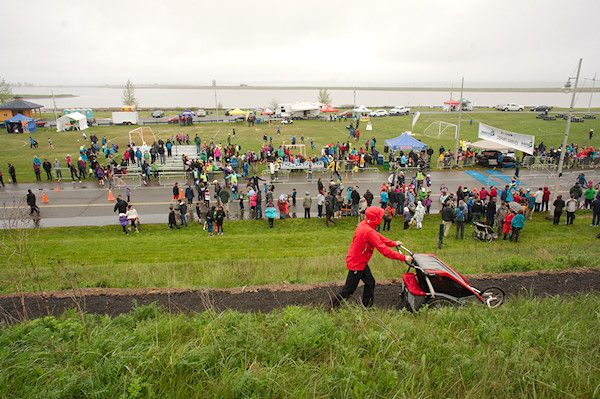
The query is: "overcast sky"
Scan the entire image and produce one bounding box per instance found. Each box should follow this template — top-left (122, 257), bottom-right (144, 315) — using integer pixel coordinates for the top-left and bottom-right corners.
top-left (1, 0), bottom-right (599, 86)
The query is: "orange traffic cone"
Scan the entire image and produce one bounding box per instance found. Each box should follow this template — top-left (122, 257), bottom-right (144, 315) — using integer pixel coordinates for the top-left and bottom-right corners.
top-left (55, 183), bottom-right (61, 192)
top-left (179, 188), bottom-right (185, 200)
top-left (108, 189), bottom-right (115, 202)
top-left (42, 191), bottom-right (49, 204)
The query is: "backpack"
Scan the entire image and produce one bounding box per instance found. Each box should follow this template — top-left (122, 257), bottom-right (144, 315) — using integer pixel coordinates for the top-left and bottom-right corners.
top-left (455, 207), bottom-right (465, 222)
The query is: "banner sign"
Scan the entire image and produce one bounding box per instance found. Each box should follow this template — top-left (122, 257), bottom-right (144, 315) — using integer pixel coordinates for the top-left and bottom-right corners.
top-left (477, 122), bottom-right (535, 154)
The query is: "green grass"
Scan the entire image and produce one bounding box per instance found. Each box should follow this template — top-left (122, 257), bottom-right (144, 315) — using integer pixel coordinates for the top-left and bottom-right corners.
top-left (1, 295), bottom-right (599, 398)
top-left (2, 111), bottom-right (599, 183)
top-left (1, 213), bottom-right (598, 294)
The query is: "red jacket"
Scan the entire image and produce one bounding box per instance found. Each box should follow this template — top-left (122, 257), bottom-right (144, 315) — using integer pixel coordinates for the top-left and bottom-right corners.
top-left (345, 207), bottom-right (406, 271)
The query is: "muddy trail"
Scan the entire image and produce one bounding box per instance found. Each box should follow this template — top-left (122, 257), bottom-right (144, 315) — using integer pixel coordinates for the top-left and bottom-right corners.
top-left (1, 268), bottom-right (599, 323)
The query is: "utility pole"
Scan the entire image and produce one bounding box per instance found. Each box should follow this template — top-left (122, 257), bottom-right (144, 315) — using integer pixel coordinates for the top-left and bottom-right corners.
top-left (212, 79), bottom-right (218, 117)
top-left (454, 77), bottom-right (464, 167)
top-left (551, 58), bottom-right (582, 215)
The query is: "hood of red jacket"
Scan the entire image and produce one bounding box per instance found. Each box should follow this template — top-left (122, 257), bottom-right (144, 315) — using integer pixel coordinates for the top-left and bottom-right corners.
top-left (365, 206), bottom-right (384, 227)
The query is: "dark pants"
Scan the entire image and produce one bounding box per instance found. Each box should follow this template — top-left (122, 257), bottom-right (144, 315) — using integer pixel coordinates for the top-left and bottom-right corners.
top-left (382, 219), bottom-right (391, 231)
top-left (534, 203), bottom-right (541, 212)
top-left (0, 175), bottom-right (4, 187)
top-left (10, 173), bottom-right (16, 183)
top-left (404, 220), bottom-right (409, 229)
top-left (510, 227), bottom-right (521, 242)
top-left (45, 170), bottom-right (52, 180)
top-left (542, 200), bottom-right (549, 212)
top-left (29, 205), bottom-right (40, 215)
top-left (553, 211), bottom-right (562, 225)
top-left (332, 265), bottom-right (376, 308)
top-left (566, 212), bottom-right (575, 225)
top-left (268, 218), bottom-right (274, 228)
top-left (318, 204), bottom-right (323, 218)
top-left (593, 211), bottom-right (600, 226)
top-left (455, 221), bottom-right (464, 239)
top-left (304, 208), bottom-right (310, 218)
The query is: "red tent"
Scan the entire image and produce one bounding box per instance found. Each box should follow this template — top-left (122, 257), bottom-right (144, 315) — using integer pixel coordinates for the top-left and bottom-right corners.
top-left (320, 105), bottom-right (340, 113)
top-left (443, 100), bottom-right (460, 105)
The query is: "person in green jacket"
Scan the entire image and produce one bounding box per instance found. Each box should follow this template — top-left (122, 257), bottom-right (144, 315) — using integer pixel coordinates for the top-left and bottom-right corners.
top-left (584, 186), bottom-right (596, 209)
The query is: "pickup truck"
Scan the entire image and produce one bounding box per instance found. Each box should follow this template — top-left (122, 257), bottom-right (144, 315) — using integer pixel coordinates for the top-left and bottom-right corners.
top-left (495, 103), bottom-right (524, 112)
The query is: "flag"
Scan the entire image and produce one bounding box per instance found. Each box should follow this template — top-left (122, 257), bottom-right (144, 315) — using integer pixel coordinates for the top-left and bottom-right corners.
top-left (412, 111), bottom-right (420, 129)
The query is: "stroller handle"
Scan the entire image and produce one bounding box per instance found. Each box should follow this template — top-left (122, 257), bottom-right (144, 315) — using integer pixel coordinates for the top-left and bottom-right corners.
top-left (396, 245), bottom-right (414, 256)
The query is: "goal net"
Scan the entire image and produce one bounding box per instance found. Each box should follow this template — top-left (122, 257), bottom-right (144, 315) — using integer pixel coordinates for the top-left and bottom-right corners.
top-left (420, 121), bottom-right (458, 140)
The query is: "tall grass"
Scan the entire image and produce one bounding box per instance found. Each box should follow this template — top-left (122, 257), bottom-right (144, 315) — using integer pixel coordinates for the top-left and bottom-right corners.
top-left (0, 295), bottom-right (599, 398)
top-left (0, 214), bottom-right (598, 293)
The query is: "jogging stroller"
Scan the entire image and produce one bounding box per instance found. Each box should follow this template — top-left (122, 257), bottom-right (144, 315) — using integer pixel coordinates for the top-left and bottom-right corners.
top-left (472, 222), bottom-right (498, 242)
top-left (398, 246), bottom-right (505, 312)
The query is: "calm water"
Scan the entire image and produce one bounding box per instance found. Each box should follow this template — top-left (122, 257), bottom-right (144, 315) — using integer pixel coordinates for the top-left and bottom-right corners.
top-left (12, 86), bottom-right (599, 109)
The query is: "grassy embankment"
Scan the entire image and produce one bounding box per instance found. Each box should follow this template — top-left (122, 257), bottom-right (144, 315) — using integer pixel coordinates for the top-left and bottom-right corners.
top-left (2, 112), bottom-right (599, 183)
top-left (1, 213), bottom-right (597, 294)
top-left (0, 295), bottom-right (599, 398)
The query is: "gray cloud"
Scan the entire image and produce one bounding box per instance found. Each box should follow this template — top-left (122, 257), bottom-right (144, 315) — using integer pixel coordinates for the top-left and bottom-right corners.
top-left (1, 0), bottom-right (599, 85)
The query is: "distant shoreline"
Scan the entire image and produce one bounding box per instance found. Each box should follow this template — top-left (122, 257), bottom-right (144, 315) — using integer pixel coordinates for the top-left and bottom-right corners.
top-left (24, 85), bottom-right (600, 93)
top-left (15, 93), bottom-right (76, 99)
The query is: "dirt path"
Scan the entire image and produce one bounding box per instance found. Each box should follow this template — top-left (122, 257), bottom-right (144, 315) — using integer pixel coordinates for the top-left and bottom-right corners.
top-left (1, 268), bottom-right (599, 323)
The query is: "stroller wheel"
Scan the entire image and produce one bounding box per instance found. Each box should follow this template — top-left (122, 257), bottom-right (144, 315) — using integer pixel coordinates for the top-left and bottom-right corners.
top-left (427, 298), bottom-right (456, 309)
top-left (398, 289), bottom-right (410, 311)
top-left (485, 234), bottom-right (494, 243)
top-left (472, 231), bottom-right (478, 240)
top-left (481, 287), bottom-right (505, 308)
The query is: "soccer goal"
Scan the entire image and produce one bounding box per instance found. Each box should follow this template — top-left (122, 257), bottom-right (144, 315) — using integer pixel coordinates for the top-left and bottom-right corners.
top-left (283, 144), bottom-right (306, 157)
top-left (128, 127), bottom-right (157, 147)
top-left (421, 121), bottom-right (458, 140)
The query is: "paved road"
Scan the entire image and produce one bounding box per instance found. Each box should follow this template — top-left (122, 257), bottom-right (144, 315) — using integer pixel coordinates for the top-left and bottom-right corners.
top-left (0, 168), bottom-right (597, 228)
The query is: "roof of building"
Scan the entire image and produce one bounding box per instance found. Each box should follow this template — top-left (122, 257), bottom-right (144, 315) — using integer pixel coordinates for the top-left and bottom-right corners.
top-left (0, 97), bottom-right (43, 110)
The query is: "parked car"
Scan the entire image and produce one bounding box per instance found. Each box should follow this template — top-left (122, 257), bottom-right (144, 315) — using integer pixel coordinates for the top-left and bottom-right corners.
top-left (496, 103), bottom-right (524, 111)
top-left (476, 150), bottom-right (515, 168)
top-left (389, 106), bottom-right (411, 116)
top-left (196, 109), bottom-right (207, 117)
top-left (530, 105), bottom-right (552, 112)
top-left (35, 120), bottom-right (47, 127)
top-left (167, 116), bottom-right (180, 124)
top-left (280, 118), bottom-right (294, 124)
top-left (338, 110), bottom-right (353, 118)
top-left (151, 110), bottom-right (165, 118)
top-left (369, 109), bottom-right (389, 117)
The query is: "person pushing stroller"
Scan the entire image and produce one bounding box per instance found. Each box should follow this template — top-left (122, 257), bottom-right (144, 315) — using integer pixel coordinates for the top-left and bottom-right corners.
top-left (332, 206), bottom-right (413, 308)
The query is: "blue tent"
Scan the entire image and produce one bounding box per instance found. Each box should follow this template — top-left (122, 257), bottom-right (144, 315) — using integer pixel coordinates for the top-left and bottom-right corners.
top-left (5, 113), bottom-right (37, 133)
top-left (385, 132), bottom-right (427, 151)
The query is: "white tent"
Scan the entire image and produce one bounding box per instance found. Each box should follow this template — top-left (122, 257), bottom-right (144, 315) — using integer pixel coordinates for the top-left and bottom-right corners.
top-left (352, 105), bottom-right (371, 113)
top-left (56, 112), bottom-right (89, 132)
top-left (470, 139), bottom-right (512, 151)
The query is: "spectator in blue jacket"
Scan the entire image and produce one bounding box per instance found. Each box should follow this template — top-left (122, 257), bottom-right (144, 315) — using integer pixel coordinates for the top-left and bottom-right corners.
top-left (510, 210), bottom-right (525, 242)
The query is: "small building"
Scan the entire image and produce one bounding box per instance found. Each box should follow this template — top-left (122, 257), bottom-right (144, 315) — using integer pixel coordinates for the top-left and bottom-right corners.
top-left (0, 97), bottom-right (44, 122)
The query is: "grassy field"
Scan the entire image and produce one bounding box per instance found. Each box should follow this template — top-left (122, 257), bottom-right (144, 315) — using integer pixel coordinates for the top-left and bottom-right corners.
top-left (0, 294), bottom-right (598, 398)
top-left (1, 213), bottom-right (597, 294)
top-left (1, 111), bottom-right (599, 183)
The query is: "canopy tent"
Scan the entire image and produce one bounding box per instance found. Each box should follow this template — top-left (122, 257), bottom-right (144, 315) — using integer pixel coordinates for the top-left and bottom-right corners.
top-left (442, 99), bottom-right (461, 112)
top-left (229, 108), bottom-right (249, 116)
top-left (260, 108), bottom-right (274, 115)
top-left (470, 139), bottom-right (513, 151)
top-left (385, 132), bottom-right (427, 151)
top-left (320, 105), bottom-right (339, 113)
top-left (180, 109), bottom-right (195, 117)
top-left (56, 111), bottom-right (89, 132)
top-left (5, 113), bottom-right (36, 133)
